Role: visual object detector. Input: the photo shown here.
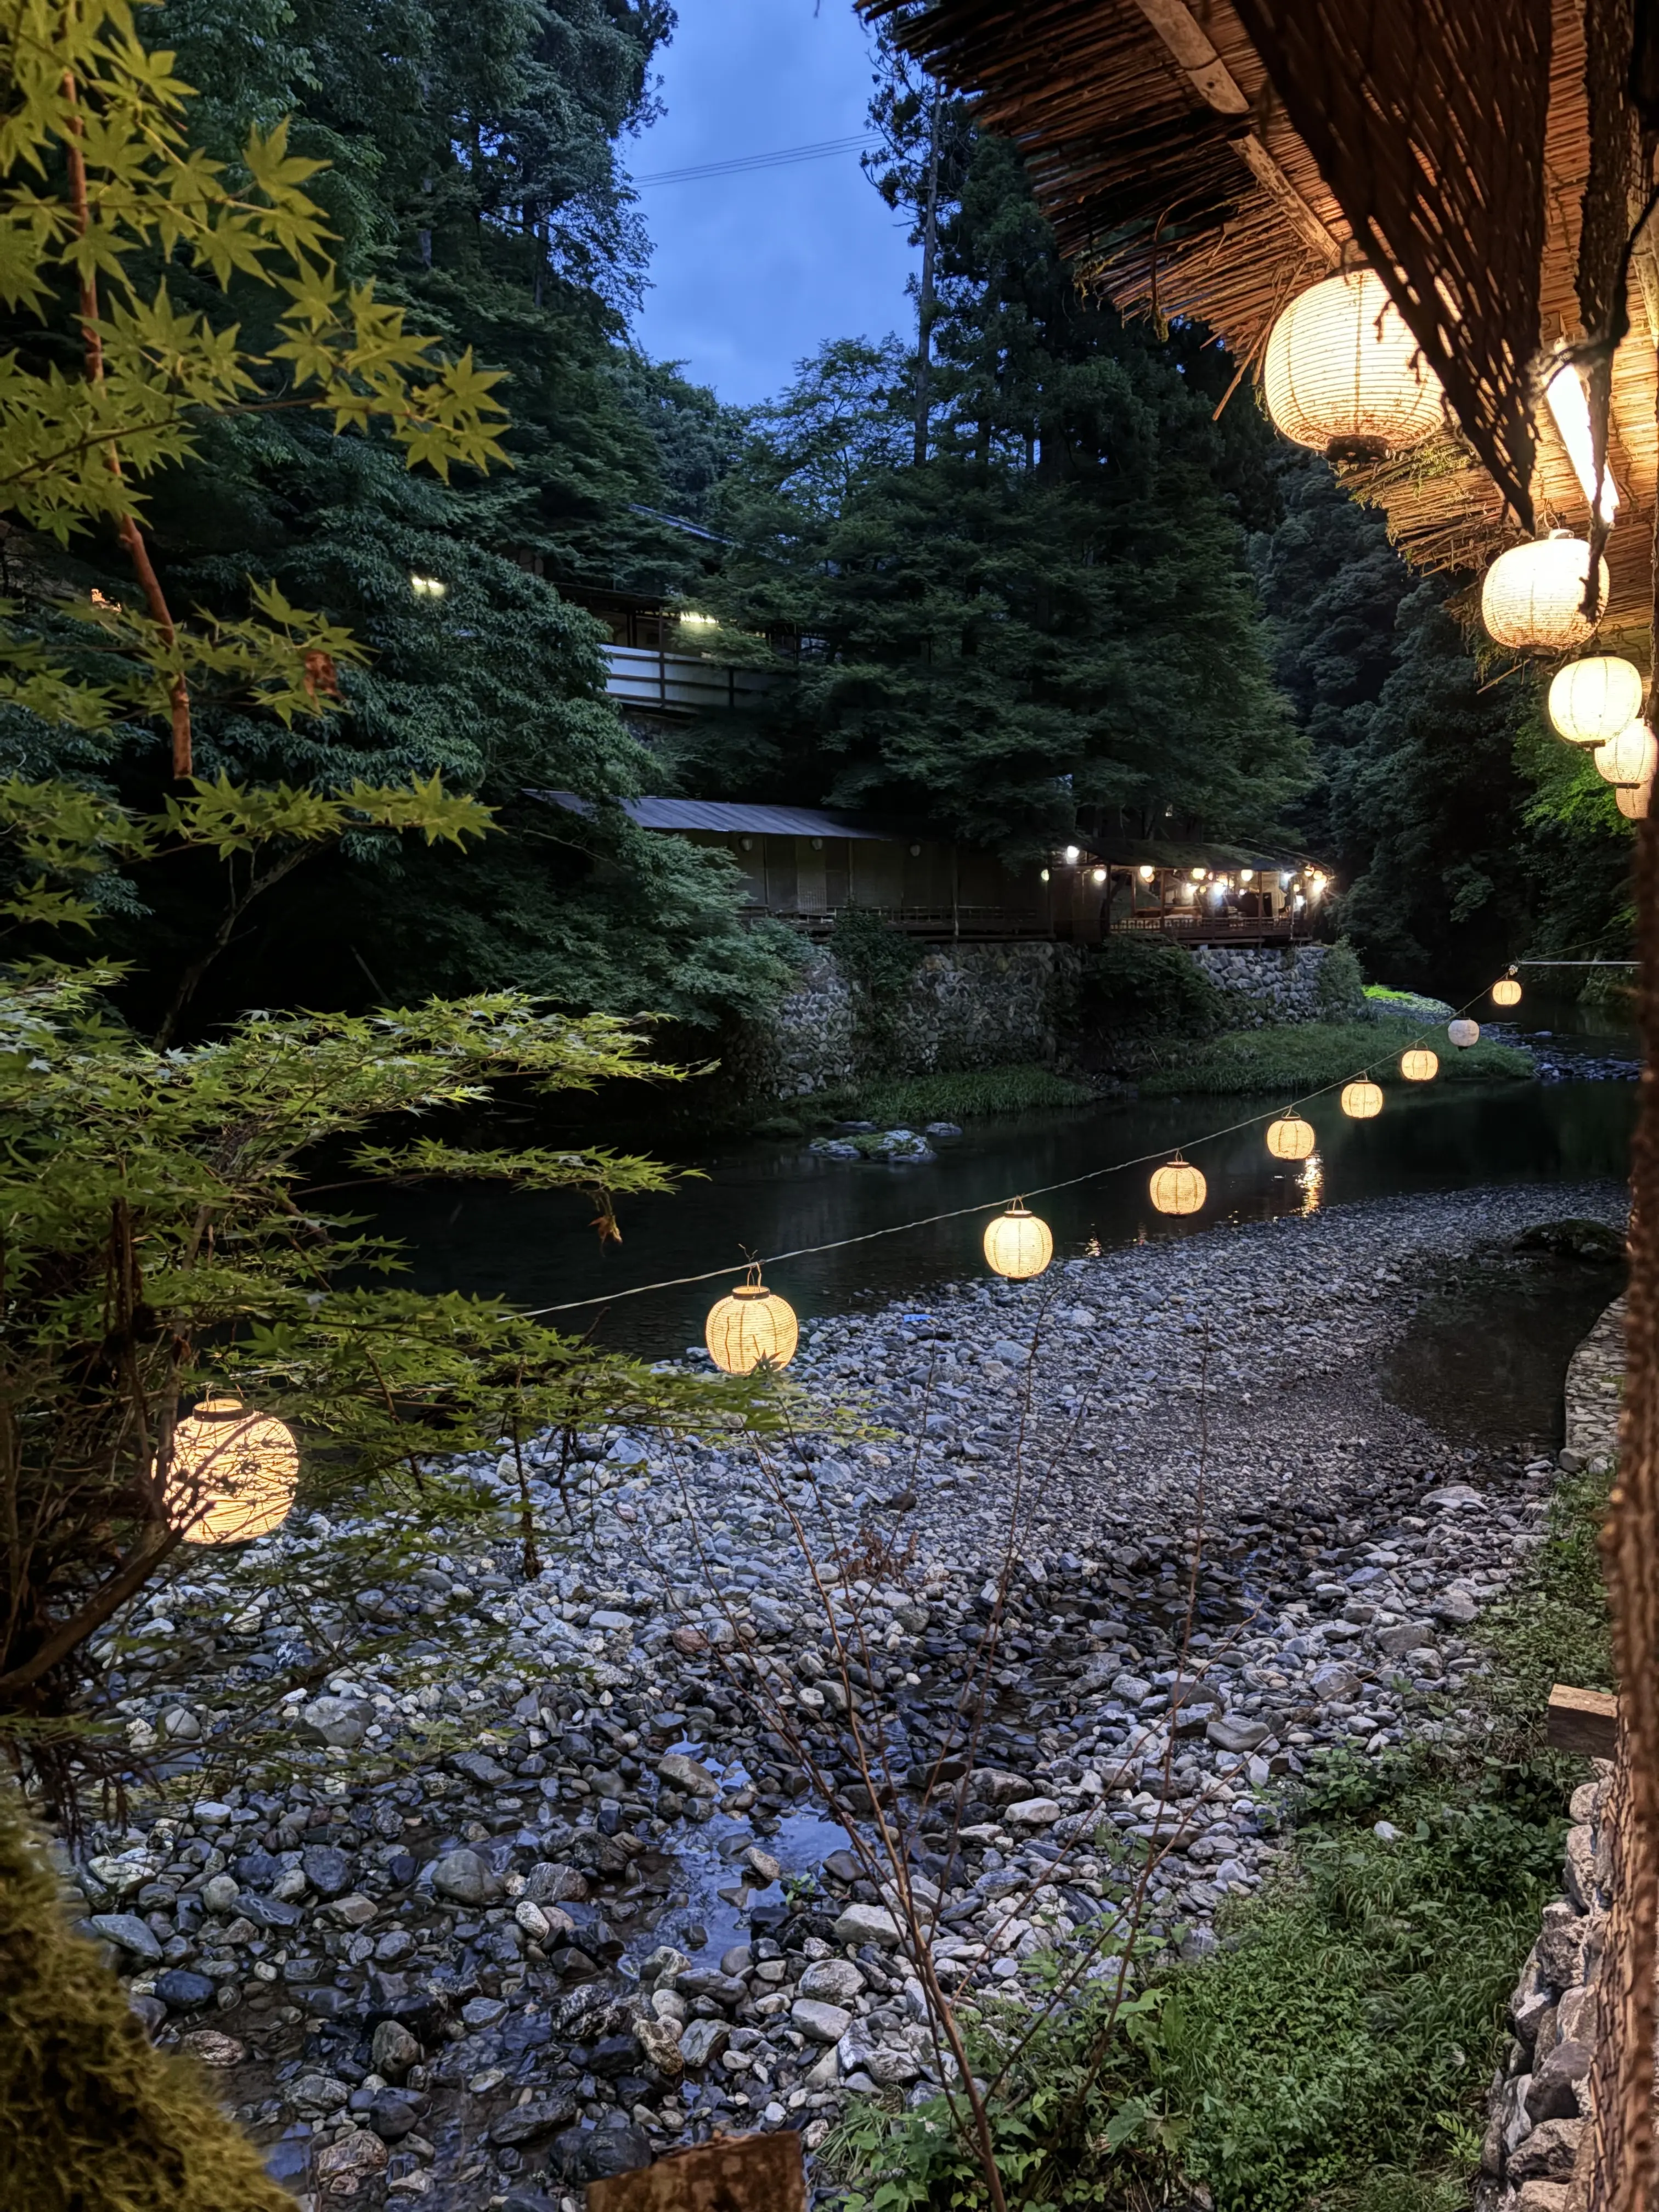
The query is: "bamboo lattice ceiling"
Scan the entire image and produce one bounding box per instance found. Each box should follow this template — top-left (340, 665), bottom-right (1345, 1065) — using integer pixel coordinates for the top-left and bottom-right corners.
top-left (862, 0), bottom-right (1659, 640)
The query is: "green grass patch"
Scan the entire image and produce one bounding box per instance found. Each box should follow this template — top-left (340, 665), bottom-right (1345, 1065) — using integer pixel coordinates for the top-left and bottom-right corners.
top-left (1365, 984), bottom-right (1455, 1020)
top-left (827, 1064), bottom-right (1094, 1125)
top-left (1472, 1462), bottom-right (1615, 1758)
top-left (1136, 1019), bottom-right (1531, 1096)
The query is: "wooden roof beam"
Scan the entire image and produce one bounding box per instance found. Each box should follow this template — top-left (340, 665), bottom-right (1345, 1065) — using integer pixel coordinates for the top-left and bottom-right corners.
top-left (1130, 0), bottom-right (1343, 266)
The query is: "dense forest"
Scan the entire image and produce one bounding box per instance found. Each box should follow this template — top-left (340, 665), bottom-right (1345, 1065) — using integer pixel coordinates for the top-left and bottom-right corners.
top-left (0, 0), bottom-right (1637, 1035)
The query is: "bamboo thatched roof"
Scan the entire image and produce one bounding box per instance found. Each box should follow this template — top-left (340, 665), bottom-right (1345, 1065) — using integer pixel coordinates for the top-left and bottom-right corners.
top-left (863, 0), bottom-right (1658, 641)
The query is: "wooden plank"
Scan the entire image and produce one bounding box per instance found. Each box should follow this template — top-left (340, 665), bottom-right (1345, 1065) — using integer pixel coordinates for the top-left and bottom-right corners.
top-left (1128, 0), bottom-right (1343, 263)
top-left (1548, 1682), bottom-right (1619, 1759)
top-left (589, 2133), bottom-right (808, 2212)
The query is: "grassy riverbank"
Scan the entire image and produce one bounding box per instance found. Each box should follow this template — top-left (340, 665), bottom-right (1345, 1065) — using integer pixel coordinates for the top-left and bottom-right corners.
top-left (1133, 1018), bottom-right (1532, 1097)
top-left (751, 1063), bottom-right (1093, 1137)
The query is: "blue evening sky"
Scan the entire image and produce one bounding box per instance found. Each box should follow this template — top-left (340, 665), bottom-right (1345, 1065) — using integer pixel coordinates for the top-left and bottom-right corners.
top-left (625, 0), bottom-right (918, 407)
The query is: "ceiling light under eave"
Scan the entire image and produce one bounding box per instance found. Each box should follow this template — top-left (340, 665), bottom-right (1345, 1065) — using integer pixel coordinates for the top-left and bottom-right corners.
top-left (1545, 365), bottom-right (1620, 527)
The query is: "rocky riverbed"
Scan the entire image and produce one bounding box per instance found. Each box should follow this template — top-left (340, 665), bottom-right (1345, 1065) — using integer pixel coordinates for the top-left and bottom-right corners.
top-left (63, 1182), bottom-right (1627, 2209)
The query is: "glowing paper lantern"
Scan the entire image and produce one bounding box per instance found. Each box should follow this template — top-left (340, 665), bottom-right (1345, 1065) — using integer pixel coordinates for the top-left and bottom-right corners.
top-left (1448, 1018), bottom-right (1480, 1048)
top-left (1617, 780), bottom-right (1652, 821)
top-left (1400, 1048), bottom-right (1438, 1082)
top-left (1340, 1077), bottom-right (1383, 1120)
top-left (1261, 269), bottom-right (1445, 462)
top-left (1480, 534), bottom-right (1609, 652)
top-left (1149, 1156), bottom-right (1206, 1216)
top-left (1492, 976), bottom-right (1522, 1007)
top-left (170, 1396), bottom-right (299, 1546)
top-left (1266, 1114), bottom-right (1316, 1161)
top-left (705, 1275), bottom-right (798, 1374)
top-left (1595, 720), bottom-right (1658, 787)
top-left (1547, 656), bottom-right (1643, 746)
top-left (983, 1201), bottom-right (1053, 1280)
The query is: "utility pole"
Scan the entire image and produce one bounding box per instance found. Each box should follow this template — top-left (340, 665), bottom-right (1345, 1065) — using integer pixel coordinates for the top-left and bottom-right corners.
top-left (913, 84), bottom-right (941, 466)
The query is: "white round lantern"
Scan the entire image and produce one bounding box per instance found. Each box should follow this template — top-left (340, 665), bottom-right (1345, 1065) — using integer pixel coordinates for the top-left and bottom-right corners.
top-left (1266, 1113), bottom-right (1316, 1161)
top-left (1448, 1018), bottom-right (1481, 1048)
top-left (1149, 1156), bottom-right (1206, 1216)
top-left (1492, 975), bottom-right (1522, 1007)
top-left (1617, 780), bottom-right (1652, 821)
top-left (706, 1274), bottom-right (798, 1374)
top-left (1481, 534), bottom-right (1609, 652)
top-left (1261, 269), bottom-right (1445, 462)
top-left (1548, 656), bottom-right (1644, 746)
top-left (170, 1396), bottom-right (299, 1545)
top-left (983, 1201), bottom-right (1053, 1280)
top-left (1594, 720), bottom-right (1658, 787)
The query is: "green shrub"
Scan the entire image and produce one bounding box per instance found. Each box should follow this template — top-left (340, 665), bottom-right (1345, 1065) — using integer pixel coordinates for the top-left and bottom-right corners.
top-left (0, 1787), bottom-right (292, 2210)
top-left (1081, 935), bottom-right (1227, 1043)
top-left (1317, 938), bottom-right (1367, 1019)
top-left (830, 905), bottom-right (926, 999)
top-left (843, 1064), bottom-right (1092, 1124)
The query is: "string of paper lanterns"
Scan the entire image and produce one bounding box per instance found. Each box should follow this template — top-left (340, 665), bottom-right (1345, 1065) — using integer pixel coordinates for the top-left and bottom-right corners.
top-left (170, 1396), bottom-right (299, 1545)
top-left (685, 963), bottom-right (1545, 1354)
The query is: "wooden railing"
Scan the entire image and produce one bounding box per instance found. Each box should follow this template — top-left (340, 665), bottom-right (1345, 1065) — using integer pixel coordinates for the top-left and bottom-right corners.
top-left (1109, 912), bottom-right (1312, 944)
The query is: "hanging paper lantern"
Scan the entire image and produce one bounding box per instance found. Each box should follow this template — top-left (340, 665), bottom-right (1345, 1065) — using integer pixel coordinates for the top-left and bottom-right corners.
top-left (170, 1396), bottom-right (299, 1546)
top-left (1266, 1113), bottom-right (1316, 1161)
top-left (1400, 1048), bottom-right (1438, 1082)
top-left (1261, 269), bottom-right (1445, 462)
top-left (1594, 720), bottom-right (1658, 787)
top-left (1547, 656), bottom-right (1643, 746)
top-left (1480, 533), bottom-right (1609, 652)
top-left (1617, 780), bottom-right (1652, 821)
top-left (1448, 1018), bottom-right (1480, 1048)
top-left (1149, 1156), bottom-right (1206, 1216)
top-left (1492, 976), bottom-right (1522, 1007)
top-left (983, 1201), bottom-right (1053, 1280)
top-left (705, 1274), bottom-right (798, 1374)
top-left (1340, 1077), bottom-right (1383, 1120)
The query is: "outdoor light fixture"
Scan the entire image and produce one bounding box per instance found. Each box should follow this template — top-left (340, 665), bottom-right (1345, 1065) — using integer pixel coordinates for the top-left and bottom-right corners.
top-left (1492, 975), bottom-right (1522, 1007)
top-left (1091, 866), bottom-right (1107, 885)
top-left (1262, 269), bottom-right (1446, 462)
top-left (1190, 867), bottom-right (1206, 882)
top-left (1266, 1114), bottom-right (1316, 1161)
top-left (983, 1201), bottom-right (1053, 1280)
top-left (1548, 657), bottom-right (1643, 746)
top-left (678, 611), bottom-right (719, 628)
top-left (1240, 870), bottom-right (1254, 884)
top-left (170, 1397), bottom-right (299, 1546)
top-left (410, 573), bottom-right (447, 597)
top-left (1040, 867), bottom-right (1051, 883)
top-left (1481, 533), bottom-right (1608, 651)
top-left (1448, 1018), bottom-right (1481, 1048)
top-left (1138, 864), bottom-right (1155, 882)
top-left (1544, 364), bottom-right (1618, 526)
top-left (705, 1270), bottom-right (798, 1374)
top-left (1063, 845), bottom-right (1080, 864)
top-left (1400, 1048), bottom-right (1438, 1081)
top-left (1341, 1077), bottom-right (1383, 1119)
top-left (1595, 720), bottom-right (1657, 787)
top-left (1149, 1156), bottom-right (1206, 1216)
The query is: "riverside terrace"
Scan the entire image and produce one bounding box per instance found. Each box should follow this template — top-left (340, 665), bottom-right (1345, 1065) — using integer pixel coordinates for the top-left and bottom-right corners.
top-left (532, 792), bottom-right (1328, 946)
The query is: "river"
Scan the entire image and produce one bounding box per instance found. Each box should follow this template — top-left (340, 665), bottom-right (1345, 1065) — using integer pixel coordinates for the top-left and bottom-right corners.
top-left (371, 1005), bottom-right (1637, 1359)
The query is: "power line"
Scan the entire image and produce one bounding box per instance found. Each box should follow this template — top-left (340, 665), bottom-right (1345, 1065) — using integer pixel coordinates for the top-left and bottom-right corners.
top-left (631, 133), bottom-right (882, 189)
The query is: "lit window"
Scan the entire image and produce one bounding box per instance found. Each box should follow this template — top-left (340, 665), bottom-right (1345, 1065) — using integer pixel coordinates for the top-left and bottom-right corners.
top-left (410, 574), bottom-right (447, 598)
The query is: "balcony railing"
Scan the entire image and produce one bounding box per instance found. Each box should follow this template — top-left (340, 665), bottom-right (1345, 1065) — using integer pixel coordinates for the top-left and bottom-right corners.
top-left (604, 646), bottom-right (778, 716)
top-left (1110, 912), bottom-right (1311, 943)
top-left (747, 905), bottom-right (1052, 941)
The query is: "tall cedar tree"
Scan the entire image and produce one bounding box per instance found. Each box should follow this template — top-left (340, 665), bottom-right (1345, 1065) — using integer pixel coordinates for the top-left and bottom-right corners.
top-left (690, 134), bottom-right (1306, 864)
top-left (0, 0), bottom-right (799, 1035)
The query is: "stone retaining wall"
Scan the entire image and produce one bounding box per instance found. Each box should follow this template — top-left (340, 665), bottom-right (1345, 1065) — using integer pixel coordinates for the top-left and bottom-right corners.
top-left (1187, 942), bottom-right (1362, 1026)
top-left (754, 942), bottom-right (1081, 1099)
top-left (1477, 1300), bottom-right (1624, 2212)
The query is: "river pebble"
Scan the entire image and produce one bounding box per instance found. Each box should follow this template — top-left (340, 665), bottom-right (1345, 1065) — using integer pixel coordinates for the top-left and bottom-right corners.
top-left (63, 1181), bottom-right (1626, 2208)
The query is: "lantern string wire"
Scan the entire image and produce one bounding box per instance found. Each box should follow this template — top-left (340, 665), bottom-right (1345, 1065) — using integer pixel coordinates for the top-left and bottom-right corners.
top-left (519, 956), bottom-right (1596, 1320)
